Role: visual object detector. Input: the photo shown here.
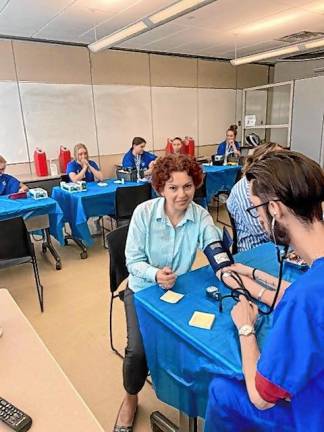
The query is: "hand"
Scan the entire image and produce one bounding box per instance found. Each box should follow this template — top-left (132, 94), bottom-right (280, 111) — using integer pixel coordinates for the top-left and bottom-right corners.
top-left (81, 159), bottom-right (89, 168)
top-left (156, 267), bottom-right (177, 290)
top-left (221, 263), bottom-right (253, 279)
top-left (231, 295), bottom-right (258, 330)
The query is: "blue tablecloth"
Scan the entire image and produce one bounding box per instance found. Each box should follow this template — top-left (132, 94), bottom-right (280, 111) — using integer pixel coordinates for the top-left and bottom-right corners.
top-left (134, 242), bottom-right (303, 418)
top-left (0, 195), bottom-right (64, 245)
top-left (203, 165), bottom-right (241, 203)
top-left (52, 179), bottom-right (142, 247)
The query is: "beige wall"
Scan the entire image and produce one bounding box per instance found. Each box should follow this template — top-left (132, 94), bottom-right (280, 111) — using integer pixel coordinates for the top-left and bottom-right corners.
top-left (0, 39), bottom-right (271, 177)
top-left (274, 58), bottom-right (324, 82)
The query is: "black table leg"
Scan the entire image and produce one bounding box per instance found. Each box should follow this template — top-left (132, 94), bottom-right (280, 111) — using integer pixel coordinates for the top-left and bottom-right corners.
top-left (42, 228), bottom-right (63, 270)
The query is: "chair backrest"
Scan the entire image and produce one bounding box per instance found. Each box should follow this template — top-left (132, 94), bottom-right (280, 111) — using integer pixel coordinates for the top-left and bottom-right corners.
top-left (115, 183), bottom-right (151, 221)
top-left (60, 174), bottom-right (70, 183)
top-left (0, 217), bottom-right (33, 260)
top-left (226, 205), bottom-right (238, 254)
top-left (25, 177), bottom-right (61, 196)
top-left (106, 225), bottom-right (129, 293)
top-left (193, 175), bottom-right (206, 200)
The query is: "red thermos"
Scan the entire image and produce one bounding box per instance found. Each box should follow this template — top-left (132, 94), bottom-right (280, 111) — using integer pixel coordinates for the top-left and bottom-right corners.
top-left (34, 148), bottom-right (48, 176)
top-left (59, 146), bottom-right (71, 173)
top-left (184, 136), bottom-right (195, 156)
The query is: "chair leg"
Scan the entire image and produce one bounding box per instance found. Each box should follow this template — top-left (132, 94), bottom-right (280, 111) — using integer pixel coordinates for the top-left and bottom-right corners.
top-left (31, 257), bottom-right (44, 312)
top-left (109, 293), bottom-right (124, 359)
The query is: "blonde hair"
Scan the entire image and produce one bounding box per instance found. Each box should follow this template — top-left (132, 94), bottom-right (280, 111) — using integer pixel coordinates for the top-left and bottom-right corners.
top-left (242, 142), bottom-right (283, 175)
top-left (0, 155), bottom-right (6, 164)
top-left (74, 143), bottom-right (88, 160)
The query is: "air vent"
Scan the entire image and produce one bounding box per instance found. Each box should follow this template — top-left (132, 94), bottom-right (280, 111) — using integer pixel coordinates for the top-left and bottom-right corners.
top-left (277, 31), bottom-right (324, 44)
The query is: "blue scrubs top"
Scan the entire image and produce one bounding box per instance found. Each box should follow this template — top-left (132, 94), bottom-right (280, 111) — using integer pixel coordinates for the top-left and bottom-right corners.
top-left (66, 159), bottom-right (100, 183)
top-left (122, 149), bottom-right (156, 170)
top-left (0, 173), bottom-right (20, 195)
top-left (257, 257), bottom-right (324, 431)
top-left (216, 140), bottom-right (240, 156)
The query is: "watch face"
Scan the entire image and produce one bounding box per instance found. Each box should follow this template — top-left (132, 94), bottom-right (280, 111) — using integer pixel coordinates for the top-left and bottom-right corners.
top-left (239, 325), bottom-right (254, 336)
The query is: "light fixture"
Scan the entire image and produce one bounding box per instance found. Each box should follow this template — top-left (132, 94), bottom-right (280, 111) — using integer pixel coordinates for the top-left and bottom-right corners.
top-left (304, 37), bottom-right (324, 49)
top-left (148, 0), bottom-right (208, 25)
top-left (231, 45), bottom-right (300, 66)
top-left (88, 21), bottom-right (147, 53)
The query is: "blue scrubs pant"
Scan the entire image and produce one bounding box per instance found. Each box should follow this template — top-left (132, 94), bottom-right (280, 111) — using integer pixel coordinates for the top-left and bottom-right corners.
top-left (205, 377), bottom-right (294, 432)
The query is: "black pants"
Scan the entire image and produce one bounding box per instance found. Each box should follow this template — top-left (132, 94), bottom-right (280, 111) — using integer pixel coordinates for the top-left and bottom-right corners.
top-left (123, 287), bottom-right (148, 395)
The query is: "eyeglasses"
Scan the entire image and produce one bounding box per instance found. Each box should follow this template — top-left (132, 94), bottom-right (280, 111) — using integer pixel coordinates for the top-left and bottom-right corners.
top-left (246, 199), bottom-right (280, 219)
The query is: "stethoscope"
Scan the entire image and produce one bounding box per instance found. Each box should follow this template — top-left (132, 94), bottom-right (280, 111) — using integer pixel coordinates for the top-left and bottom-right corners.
top-left (217, 217), bottom-right (289, 315)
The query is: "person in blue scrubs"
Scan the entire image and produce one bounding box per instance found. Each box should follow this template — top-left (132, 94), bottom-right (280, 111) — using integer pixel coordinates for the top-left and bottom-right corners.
top-left (0, 155), bottom-right (28, 195)
top-left (205, 151), bottom-right (324, 432)
top-left (66, 143), bottom-right (103, 183)
top-left (122, 137), bottom-right (157, 174)
top-left (114, 155), bottom-right (222, 432)
top-left (216, 124), bottom-right (240, 158)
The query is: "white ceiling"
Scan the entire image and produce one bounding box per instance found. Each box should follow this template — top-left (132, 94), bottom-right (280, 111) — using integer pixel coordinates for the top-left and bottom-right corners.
top-left (0, 0), bottom-right (324, 60)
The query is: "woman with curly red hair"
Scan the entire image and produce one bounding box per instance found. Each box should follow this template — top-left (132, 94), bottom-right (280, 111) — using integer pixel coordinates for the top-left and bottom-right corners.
top-left (114, 154), bottom-right (222, 431)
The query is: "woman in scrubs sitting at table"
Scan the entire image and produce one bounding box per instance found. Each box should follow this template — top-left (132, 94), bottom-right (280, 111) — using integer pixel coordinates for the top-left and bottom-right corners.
top-left (67, 143), bottom-right (103, 182)
top-left (0, 155), bottom-right (28, 195)
top-left (216, 124), bottom-right (240, 158)
top-left (113, 154), bottom-right (222, 432)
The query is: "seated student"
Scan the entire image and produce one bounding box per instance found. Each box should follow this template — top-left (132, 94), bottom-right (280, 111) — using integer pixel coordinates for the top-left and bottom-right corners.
top-left (205, 151), bottom-right (324, 432)
top-left (227, 142), bottom-right (283, 252)
top-left (66, 143), bottom-right (103, 182)
top-left (0, 155), bottom-right (28, 196)
top-left (166, 137), bottom-right (186, 155)
top-left (216, 124), bottom-right (240, 158)
top-left (114, 154), bottom-right (222, 432)
top-left (122, 137), bottom-right (157, 173)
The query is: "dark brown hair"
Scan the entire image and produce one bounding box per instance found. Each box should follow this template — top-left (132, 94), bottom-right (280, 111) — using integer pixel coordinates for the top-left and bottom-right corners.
top-left (227, 124), bottom-right (238, 137)
top-left (242, 142), bottom-right (284, 175)
top-left (246, 151), bottom-right (324, 222)
top-left (152, 154), bottom-right (203, 193)
top-left (132, 137), bottom-right (146, 148)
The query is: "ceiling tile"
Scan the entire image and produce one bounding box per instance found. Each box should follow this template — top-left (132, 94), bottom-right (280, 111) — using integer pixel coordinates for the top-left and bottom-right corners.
top-left (0, 0), bottom-right (74, 37)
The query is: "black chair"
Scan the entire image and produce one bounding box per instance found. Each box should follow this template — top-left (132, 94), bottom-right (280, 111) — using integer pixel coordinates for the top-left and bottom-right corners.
top-left (0, 217), bottom-right (44, 312)
top-left (226, 205), bottom-right (238, 255)
top-left (214, 169), bottom-right (242, 227)
top-left (106, 224), bottom-right (129, 358)
top-left (102, 182), bottom-right (152, 248)
top-left (25, 176), bottom-right (61, 197)
top-left (193, 175), bottom-right (207, 207)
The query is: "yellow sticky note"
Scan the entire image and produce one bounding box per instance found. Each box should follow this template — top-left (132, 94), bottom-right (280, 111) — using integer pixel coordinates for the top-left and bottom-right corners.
top-left (189, 311), bottom-right (215, 330)
top-left (160, 291), bottom-right (184, 304)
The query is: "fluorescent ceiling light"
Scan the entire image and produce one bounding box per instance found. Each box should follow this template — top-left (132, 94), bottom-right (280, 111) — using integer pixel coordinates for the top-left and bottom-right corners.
top-left (89, 21), bottom-right (147, 52)
top-left (231, 46), bottom-right (299, 66)
top-left (304, 38), bottom-right (324, 49)
top-left (149, 0), bottom-right (207, 24)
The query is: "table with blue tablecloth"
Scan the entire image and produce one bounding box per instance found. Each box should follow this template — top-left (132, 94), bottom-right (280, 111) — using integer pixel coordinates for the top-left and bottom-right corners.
top-left (52, 180), bottom-right (144, 247)
top-left (0, 195), bottom-right (64, 269)
top-left (134, 243), bottom-right (303, 419)
top-left (203, 165), bottom-right (241, 203)
top-left (0, 195), bottom-right (64, 244)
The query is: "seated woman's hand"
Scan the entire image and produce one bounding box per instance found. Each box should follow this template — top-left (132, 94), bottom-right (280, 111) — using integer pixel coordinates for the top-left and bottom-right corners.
top-left (156, 267), bottom-right (177, 290)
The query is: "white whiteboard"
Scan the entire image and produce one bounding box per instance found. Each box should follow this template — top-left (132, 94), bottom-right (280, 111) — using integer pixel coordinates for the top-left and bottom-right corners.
top-left (0, 81), bottom-right (29, 163)
top-left (19, 83), bottom-right (98, 160)
top-left (93, 84), bottom-right (153, 154)
top-left (152, 87), bottom-right (198, 150)
top-left (198, 88), bottom-right (242, 146)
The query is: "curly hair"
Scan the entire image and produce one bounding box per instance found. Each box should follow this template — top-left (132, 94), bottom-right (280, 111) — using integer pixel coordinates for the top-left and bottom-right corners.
top-left (151, 154), bottom-right (203, 193)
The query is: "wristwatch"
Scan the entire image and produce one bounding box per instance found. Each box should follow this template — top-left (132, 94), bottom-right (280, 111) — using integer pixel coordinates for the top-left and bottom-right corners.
top-left (238, 324), bottom-right (255, 337)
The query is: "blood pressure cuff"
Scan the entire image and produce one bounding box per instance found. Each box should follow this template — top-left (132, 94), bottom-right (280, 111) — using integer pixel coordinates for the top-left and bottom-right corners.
top-left (204, 240), bottom-right (234, 275)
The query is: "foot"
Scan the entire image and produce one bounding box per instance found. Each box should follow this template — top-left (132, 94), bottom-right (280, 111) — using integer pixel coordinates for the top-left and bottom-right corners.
top-left (115, 394), bottom-right (138, 427)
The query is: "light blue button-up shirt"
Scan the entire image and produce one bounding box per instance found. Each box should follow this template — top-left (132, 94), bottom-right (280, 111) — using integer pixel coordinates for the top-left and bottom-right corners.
top-left (126, 197), bottom-right (222, 292)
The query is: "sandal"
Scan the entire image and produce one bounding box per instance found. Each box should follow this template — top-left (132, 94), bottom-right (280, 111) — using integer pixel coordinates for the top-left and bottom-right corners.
top-left (113, 400), bottom-right (137, 432)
